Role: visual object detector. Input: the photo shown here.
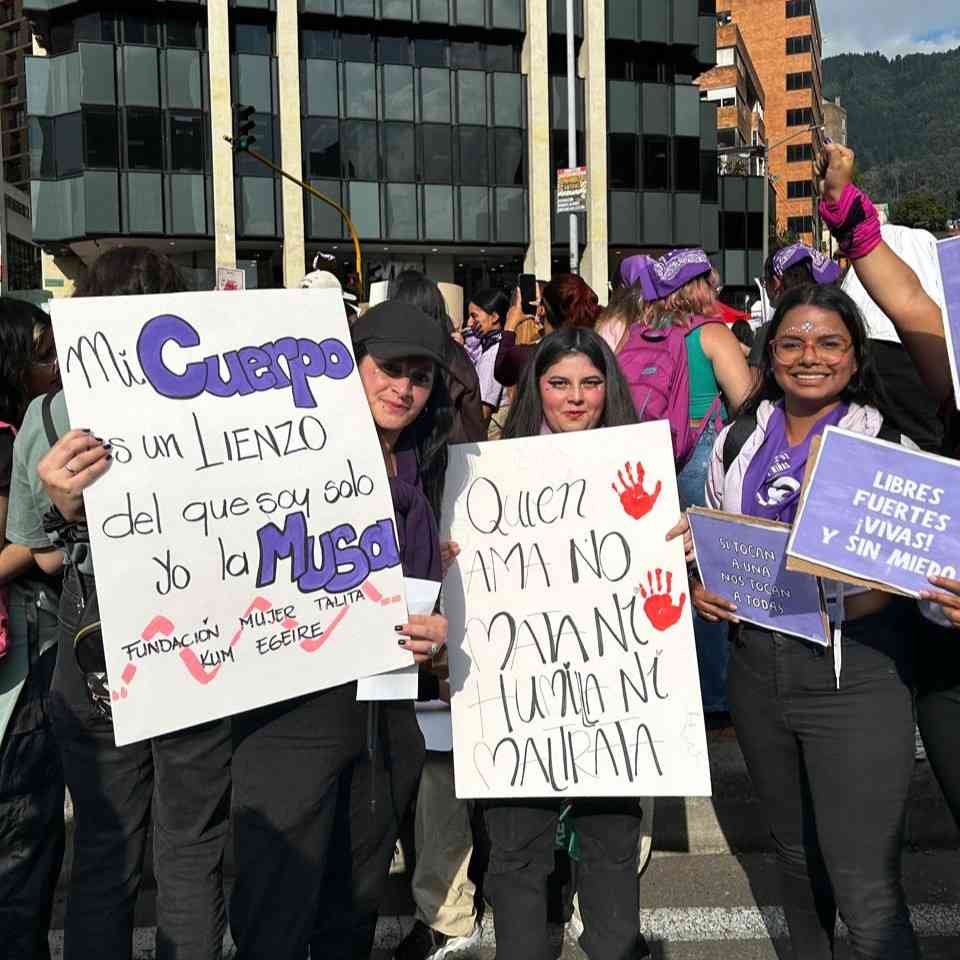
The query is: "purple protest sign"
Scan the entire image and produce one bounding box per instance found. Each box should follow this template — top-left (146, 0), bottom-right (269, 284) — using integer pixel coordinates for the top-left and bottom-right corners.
top-left (787, 427), bottom-right (960, 596)
top-left (940, 237), bottom-right (960, 411)
top-left (688, 508), bottom-right (829, 645)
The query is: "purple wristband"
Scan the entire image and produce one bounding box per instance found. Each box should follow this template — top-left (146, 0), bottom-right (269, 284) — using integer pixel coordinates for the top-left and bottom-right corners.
top-left (819, 184), bottom-right (882, 260)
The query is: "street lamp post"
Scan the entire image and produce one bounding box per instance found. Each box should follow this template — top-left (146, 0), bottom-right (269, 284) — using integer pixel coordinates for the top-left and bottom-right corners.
top-left (565, 0), bottom-right (578, 275)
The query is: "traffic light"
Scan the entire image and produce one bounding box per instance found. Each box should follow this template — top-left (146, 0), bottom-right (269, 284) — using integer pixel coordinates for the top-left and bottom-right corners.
top-left (236, 104), bottom-right (257, 151)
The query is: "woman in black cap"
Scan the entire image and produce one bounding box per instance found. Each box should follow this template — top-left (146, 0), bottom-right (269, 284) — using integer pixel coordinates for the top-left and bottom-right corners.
top-left (228, 300), bottom-right (455, 960)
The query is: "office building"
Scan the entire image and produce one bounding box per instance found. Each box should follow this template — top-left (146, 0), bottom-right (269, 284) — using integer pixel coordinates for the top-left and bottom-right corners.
top-left (24, 0), bottom-right (721, 299)
top-left (722, 0), bottom-right (823, 245)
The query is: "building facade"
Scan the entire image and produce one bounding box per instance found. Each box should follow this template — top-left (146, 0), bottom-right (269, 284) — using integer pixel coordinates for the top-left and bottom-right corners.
top-left (722, 0), bottom-right (823, 245)
top-left (0, 0), bottom-right (30, 189)
top-left (24, 0), bottom-right (721, 299)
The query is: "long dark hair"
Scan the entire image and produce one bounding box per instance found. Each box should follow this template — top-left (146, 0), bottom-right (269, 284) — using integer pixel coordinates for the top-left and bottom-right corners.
top-left (389, 270), bottom-right (453, 333)
top-left (354, 344), bottom-right (453, 522)
top-left (743, 283), bottom-right (895, 421)
top-left (0, 298), bottom-right (53, 426)
top-left (503, 327), bottom-right (638, 439)
top-left (75, 246), bottom-right (187, 298)
top-left (541, 274), bottom-right (602, 330)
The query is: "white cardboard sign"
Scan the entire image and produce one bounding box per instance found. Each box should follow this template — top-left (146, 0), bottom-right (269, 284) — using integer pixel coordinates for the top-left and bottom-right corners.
top-left (52, 289), bottom-right (411, 745)
top-left (442, 422), bottom-right (711, 799)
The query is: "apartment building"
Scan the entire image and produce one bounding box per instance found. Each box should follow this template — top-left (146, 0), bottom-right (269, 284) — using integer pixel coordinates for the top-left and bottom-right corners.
top-left (722, 0), bottom-right (823, 244)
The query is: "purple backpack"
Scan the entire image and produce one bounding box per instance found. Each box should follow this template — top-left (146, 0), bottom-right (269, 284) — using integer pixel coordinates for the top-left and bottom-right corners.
top-left (617, 316), bottom-right (724, 468)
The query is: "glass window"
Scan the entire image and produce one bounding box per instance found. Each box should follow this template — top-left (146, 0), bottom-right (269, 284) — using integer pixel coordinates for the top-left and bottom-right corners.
top-left (450, 42), bottom-right (483, 69)
top-left (423, 183), bottom-right (453, 239)
top-left (126, 108), bottom-right (162, 170)
top-left (786, 71), bottom-right (813, 90)
top-left (166, 49), bottom-right (203, 110)
top-left (166, 17), bottom-right (199, 49)
top-left (415, 39), bottom-right (447, 67)
top-left (459, 186), bottom-right (490, 242)
top-left (348, 181), bottom-right (380, 239)
top-left (608, 133), bottom-right (638, 189)
top-left (457, 127), bottom-right (488, 185)
top-left (386, 183), bottom-right (417, 239)
top-left (674, 137), bottom-right (700, 191)
top-left (419, 0), bottom-right (450, 22)
top-left (495, 187), bottom-right (525, 242)
top-left (642, 135), bottom-right (669, 190)
top-left (341, 32), bottom-right (374, 63)
top-left (123, 13), bottom-right (158, 46)
top-left (126, 172), bottom-right (163, 233)
top-left (786, 0), bottom-right (811, 16)
top-left (302, 30), bottom-right (337, 60)
top-left (55, 112), bottom-right (82, 176)
top-left (608, 80), bottom-right (639, 134)
top-left (457, 71), bottom-right (486, 125)
top-left (787, 143), bottom-right (814, 162)
top-left (344, 62), bottom-right (376, 119)
top-left (305, 60), bottom-right (338, 117)
top-left (700, 151), bottom-right (718, 201)
top-left (493, 128), bottom-right (523, 185)
top-left (306, 179), bottom-right (343, 239)
top-left (787, 179), bottom-right (813, 198)
top-left (382, 65), bottom-right (414, 120)
top-left (492, 73), bottom-right (522, 127)
top-left (340, 120), bottom-right (379, 180)
top-left (240, 177), bottom-right (276, 236)
top-left (382, 0), bottom-right (413, 18)
top-left (123, 46), bottom-right (160, 107)
top-left (748, 212), bottom-right (764, 249)
top-left (383, 123), bottom-right (415, 180)
top-left (343, 0), bottom-right (375, 14)
top-left (721, 211), bottom-right (746, 248)
top-left (786, 107), bottom-right (813, 126)
top-left (169, 113), bottom-right (203, 171)
top-left (421, 68), bottom-right (451, 123)
top-left (717, 127), bottom-right (737, 148)
top-left (485, 44), bottom-right (515, 72)
top-left (379, 36), bottom-right (411, 65)
top-left (28, 116), bottom-right (55, 178)
top-left (419, 124), bottom-right (452, 182)
top-left (84, 108), bottom-right (118, 168)
top-left (304, 118), bottom-right (340, 178)
top-left (233, 22), bottom-right (273, 56)
top-left (786, 35), bottom-right (812, 54)
top-left (492, 0), bottom-right (523, 30)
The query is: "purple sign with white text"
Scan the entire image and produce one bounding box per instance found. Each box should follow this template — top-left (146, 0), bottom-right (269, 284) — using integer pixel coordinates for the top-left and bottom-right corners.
top-left (787, 427), bottom-right (960, 596)
top-left (688, 508), bottom-right (829, 645)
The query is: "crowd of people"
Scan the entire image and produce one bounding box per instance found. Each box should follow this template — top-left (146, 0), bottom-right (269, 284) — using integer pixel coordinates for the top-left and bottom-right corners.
top-left (0, 143), bottom-right (958, 960)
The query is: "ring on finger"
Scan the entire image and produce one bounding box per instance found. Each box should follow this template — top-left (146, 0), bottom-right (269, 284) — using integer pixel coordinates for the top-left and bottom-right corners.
top-left (429, 643), bottom-right (439, 658)
top-left (64, 463), bottom-right (78, 475)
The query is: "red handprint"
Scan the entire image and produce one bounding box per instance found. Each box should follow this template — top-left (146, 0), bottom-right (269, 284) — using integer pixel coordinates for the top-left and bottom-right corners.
top-left (638, 569), bottom-right (686, 632)
top-left (612, 461), bottom-right (662, 519)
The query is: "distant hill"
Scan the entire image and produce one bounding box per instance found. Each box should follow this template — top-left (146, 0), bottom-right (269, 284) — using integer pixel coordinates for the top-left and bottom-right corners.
top-left (822, 48), bottom-right (960, 214)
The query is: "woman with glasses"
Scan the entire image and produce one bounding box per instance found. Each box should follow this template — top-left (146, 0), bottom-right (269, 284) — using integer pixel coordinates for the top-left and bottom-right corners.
top-left (688, 280), bottom-right (920, 959)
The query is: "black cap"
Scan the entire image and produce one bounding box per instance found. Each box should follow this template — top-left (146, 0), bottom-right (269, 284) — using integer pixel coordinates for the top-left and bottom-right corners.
top-left (351, 300), bottom-right (448, 367)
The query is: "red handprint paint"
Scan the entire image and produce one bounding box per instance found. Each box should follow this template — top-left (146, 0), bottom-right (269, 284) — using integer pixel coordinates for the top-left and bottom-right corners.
top-left (638, 568), bottom-right (686, 631)
top-left (612, 461), bottom-right (662, 519)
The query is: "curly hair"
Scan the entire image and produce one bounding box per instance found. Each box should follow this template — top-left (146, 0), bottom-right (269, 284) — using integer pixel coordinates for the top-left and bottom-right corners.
top-left (541, 274), bottom-right (602, 330)
top-left (0, 298), bottom-right (53, 426)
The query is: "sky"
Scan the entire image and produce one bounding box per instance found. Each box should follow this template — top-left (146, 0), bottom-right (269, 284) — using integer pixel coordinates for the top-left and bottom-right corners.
top-left (819, 0), bottom-right (960, 58)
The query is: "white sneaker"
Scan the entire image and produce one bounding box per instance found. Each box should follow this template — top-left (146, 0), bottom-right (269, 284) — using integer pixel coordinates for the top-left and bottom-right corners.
top-left (433, 921), bottom-right (483, 958)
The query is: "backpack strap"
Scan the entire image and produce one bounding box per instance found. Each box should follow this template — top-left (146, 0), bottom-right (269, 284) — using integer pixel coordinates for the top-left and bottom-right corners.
top-left (877, 419), bottom-right (902, 445)
top-left (41, 389), bottom-right (61, 447)
top-left (722, 412), bottom-right (758, 474)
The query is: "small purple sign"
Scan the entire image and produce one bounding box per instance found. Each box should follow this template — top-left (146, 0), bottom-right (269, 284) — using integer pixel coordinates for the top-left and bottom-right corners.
top-left (939, 236), bottom-right (960, 411)
top-left (787, 427), bottom-right (960, 596)
top-left (688, 508), bottom-right (829, 645)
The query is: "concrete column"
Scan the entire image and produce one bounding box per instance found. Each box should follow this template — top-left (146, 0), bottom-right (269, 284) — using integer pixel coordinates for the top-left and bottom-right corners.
top-left (522, 0), bottom-right (551, 279)
top-left (207, 0), bottom-right (236, 270)
top-left (579, 0), bottom-right (609, 304)
top-left (277, 0), bottom-right (305, 287)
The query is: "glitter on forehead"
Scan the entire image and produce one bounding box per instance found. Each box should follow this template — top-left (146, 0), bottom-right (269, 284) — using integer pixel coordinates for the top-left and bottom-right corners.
top-left (800, 319), bottom-right (815, 333)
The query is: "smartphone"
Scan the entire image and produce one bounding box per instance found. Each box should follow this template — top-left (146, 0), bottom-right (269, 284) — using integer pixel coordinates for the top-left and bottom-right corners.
top-left (518, 273), bottom-right (538, 316)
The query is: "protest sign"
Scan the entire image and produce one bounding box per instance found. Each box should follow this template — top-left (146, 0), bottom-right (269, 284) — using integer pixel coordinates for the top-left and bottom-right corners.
top-left (556, 166), bottom-right (588, 214)
top-left (786, 426), bottom-right (960, 596)
top-left (938, 236), bottom-right (960, 411)
top-left (52, 289), bottom-right (411, 745)
top-left (442, 421), bottom-right (711, 799)
top-left (688, 508), bottom-right (829, 645)
top-left (215, 266), bottom-right (245, 291)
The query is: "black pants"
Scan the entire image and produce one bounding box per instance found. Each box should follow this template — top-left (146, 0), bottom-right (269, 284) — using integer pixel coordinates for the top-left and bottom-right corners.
top-left (728, 610), bottom-right (917, 960)
top-left (0, 645), bottom-right (65, 960)
top-left (913, 612), bottom-right (960, 829)
top-left (230, 685), bottom-right (425, 960)
top-left (483, 799), bottom-right (647, 960)
top-left (50, 574), bottom-right (231, 960)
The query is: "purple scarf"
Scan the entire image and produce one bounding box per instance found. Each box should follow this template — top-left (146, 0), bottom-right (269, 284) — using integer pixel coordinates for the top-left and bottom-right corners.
top-left (741, 403), bottom-right (848, 523)
top-left (391, 448), bottom-right (441, 582)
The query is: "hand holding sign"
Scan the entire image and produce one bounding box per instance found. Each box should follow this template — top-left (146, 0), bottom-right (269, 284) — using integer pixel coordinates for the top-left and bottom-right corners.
top-left (921, 575), bottom-right (960, 629)
top-left (38, 429), bottom-right (114, 522)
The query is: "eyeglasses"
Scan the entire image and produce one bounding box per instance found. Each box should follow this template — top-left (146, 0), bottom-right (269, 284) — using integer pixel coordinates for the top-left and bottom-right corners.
top-left (769, 335), bottom-right (852, 363)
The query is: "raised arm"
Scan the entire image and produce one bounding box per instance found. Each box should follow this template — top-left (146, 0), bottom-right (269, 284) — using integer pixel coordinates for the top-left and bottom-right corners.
top-left (817, 144), bottom-right (952, 406)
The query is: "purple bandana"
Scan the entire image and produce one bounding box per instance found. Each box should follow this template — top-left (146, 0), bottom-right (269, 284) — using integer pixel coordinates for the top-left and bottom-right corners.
top-left (618, 255), bottom-right (656, 290)
top-left (638, 248), bottom-right (712, 303)
top-left (741, 403), bottom-right (848, 523)
top-left (772, 243), bottom-right (841, 285)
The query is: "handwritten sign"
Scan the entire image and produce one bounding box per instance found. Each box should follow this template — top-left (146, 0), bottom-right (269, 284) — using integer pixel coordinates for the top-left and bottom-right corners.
top-left (786, 426), bottom-right (960, 596)
top-left (442, 422), bottom-right (711, 799)
top-left (938, 236), bottom-right (960, 411)
top-left (688, 508), bottom-right (829, 645)
top-left (52, 289), bottom-right (411, 745)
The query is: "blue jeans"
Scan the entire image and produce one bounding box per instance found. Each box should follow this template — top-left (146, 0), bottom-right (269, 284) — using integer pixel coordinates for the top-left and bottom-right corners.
top-left (678, 425), bottom-right (729, 713)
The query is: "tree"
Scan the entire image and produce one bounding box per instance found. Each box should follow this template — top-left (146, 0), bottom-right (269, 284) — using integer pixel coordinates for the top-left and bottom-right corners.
top-left (890, 190), bottom-right (950, 232)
